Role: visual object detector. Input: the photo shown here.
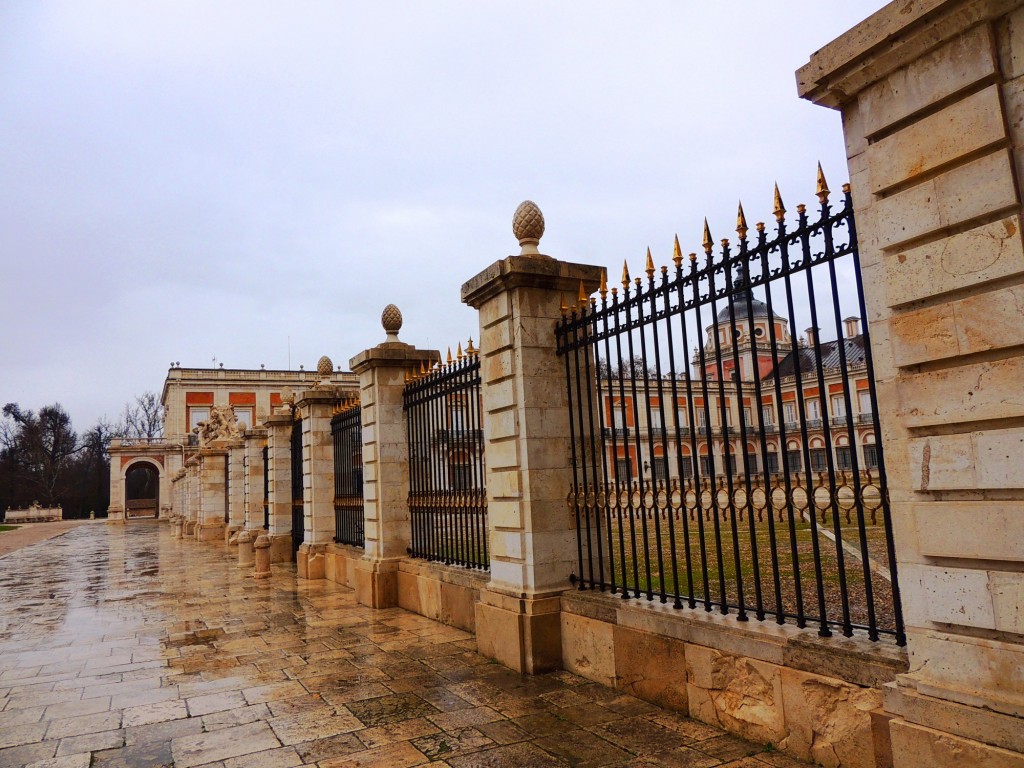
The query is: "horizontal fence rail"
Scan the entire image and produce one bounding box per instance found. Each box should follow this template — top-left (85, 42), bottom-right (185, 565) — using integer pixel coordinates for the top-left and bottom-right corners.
top-left (555, 177), bottom-right (904, 645)
top-left (332, 403), bottom-right (365, 548)
top-left (404, 349), bottom-right (489, 571)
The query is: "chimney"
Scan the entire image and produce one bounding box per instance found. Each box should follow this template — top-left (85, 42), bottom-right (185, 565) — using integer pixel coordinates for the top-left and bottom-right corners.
top-left (844, 316), bottom-right (861, 339)
top-left (805, 327), bottom-right (819, 347)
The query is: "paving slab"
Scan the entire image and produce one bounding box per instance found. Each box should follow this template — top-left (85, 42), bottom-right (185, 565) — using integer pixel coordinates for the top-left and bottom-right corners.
top-left (0, 522), bottom-right (813, 766)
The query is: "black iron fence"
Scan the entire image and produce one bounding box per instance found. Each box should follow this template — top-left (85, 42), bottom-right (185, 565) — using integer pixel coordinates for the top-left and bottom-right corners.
top-left (290, 418), bottom-right (304, 557)
top-left (332, 400), bottom-right (364, 547)
top-left (555, 171), bottom-right (904, 644)
top-left (403, 347), bottom-right (488, 570)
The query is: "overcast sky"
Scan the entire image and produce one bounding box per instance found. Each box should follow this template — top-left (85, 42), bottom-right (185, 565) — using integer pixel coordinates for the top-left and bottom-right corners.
top-left (1, 1), bottom-right (888, 431)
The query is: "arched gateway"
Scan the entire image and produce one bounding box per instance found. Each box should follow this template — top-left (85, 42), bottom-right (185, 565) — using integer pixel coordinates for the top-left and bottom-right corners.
top-left (106, 440), bottom-right (168, 522)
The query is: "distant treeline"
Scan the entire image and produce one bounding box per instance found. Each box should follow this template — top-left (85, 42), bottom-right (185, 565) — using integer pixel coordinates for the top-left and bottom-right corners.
top-left (0, 393), bottom-right (162, 521)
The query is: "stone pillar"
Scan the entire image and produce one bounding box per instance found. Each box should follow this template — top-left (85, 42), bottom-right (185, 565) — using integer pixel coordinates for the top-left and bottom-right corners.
top-left (243, 428), bottom-right (267, 532)
top-left (184, 460), bottom-right (200, 537)
top-left (253, 533), bottom-right (272, 579)
top-left (461, 201), bottom-right (602, 674)
top-left (800, 4), bottom-right (1024, 764)
top-left (264, 412), bottom-right (294, 563)
top-left (349, 307), bottom-right (438, 608)
top-left (225, 440), bottom-right (245, 542)
top-left (196, 448), bottom-right (227, 542)
top-left (295, 386), bottom-right (341, 580)
top-left (237, 529), bottom-right (254, 568)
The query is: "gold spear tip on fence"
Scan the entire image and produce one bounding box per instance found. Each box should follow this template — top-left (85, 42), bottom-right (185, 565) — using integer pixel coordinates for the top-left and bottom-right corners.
top-left (457, 342), bottom-right (464, 360)
top-left (736, 202), bottom-right (748, 240)
top-left (560, 292), bottom-right (568, 314)
top-left (702, 218), bottom-right (713, 255)
top-left (404, 370), bottom-right (411, 383)
top-left (672, 235), bottom-right (683, 267)
top-left (578, 279), bottom-right (588, 305)
top-left (773, 182), bottom-right (786, 222)
top-left (466, 337), bottom-right (476, 355)
top-left (816, 162), bottom-right (830, 203)
top-left (621, 260), bottom-right (630, 289)
top-left (420, 359), bottom-right (427, 375)
top-left (599, 268), bottom-right (608, 299)
top-left (446, 347), bottom-right (453, 365)
top-left (645, 247), bottom-right (655, 278)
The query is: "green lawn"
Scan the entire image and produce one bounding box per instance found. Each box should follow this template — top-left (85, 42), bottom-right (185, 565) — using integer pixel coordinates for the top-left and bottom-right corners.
top-left (0, 525), bottom-right (19, 533)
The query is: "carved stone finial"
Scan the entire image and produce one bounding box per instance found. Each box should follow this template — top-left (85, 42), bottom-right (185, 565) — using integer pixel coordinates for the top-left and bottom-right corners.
top-left (382, 304), bottom-right (403, 341)
top-left (317, 355), bottom-right (333, 377)
top-left (512, 200), bottom-right (545, 256)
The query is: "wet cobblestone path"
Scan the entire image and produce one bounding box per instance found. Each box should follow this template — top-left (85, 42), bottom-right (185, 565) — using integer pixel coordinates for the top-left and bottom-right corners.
top-left (0, 523), bottom-right (809, 767)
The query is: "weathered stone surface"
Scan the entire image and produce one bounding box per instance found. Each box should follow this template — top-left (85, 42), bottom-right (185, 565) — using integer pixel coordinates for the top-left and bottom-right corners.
top-left (614, 625), bottom-right (688, 712)
top-left (913, 501), bottom-right (1024, 561)
top-left (899, 357), bottom-right (1024, 428)
top-left (560, 612), bottom-right (615, 687)
top-left (890, 719), bottom-right (1024, 768)
top-left (907, 428), bottom-right (1024, 491)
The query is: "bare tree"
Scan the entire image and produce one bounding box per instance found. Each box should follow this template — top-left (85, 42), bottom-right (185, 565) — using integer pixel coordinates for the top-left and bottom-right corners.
top-left (120, 391), bottom-right (164, 439)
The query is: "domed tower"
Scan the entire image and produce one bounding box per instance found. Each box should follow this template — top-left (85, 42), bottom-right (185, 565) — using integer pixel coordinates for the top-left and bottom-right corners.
top-left (696, 282), bottom-right (793, 381)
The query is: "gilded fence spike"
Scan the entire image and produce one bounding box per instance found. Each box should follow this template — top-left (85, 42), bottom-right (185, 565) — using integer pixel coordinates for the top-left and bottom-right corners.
top-left (689, 252), bottom-right (697, 263)
top-left (736, 202), bottom-right (748, 240)
top-left (773, 183), bottom-right (786, 222)
top-left (447, 347), bottom-right (453, 365)
top-left (816, 162), bottom-right (830, 203)
top-left (420, 360), bottom-right (427, 375)
top-left (672, 235), bottom-right (683, 267)
top-left (560, 292), bottom-right (568, 313)
top-left (599, 268), bottom-right (608, 299)
top-left (466, 336), bottom-right (476, 355)
top-left (756, 221), bottom-right (765, 233)
top-left (621, 260), bottom-right (630, 289)
top-left (702, 219), bottom-right (713, 255)
top-left (457, 342), bottom-right (464, 360)
top-left (578, 279), bottom-right (588, 305)
top-left (645, 247), bottom-right (655, 278)
top-left (404, 370), bottom-right (410, 383)
top-left (842, 182), bottom-right (851, 195)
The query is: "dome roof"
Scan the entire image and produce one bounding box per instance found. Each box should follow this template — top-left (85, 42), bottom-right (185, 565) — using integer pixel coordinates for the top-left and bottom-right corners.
top-left (716, 294), bottom-right (773, 322)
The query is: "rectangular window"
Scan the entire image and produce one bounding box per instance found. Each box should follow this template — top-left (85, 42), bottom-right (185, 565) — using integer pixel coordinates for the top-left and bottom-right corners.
top-left (809, 448), bottom-right (827, 471)
top-left (864, 445), bottom-right (879, 469)
top-left (612, 408), bottom-right (626, 430)
top-left (830, 395), bottom-right (846, 418)
top-left (649, 409), bottom-right (663, 430)
top-left (742, 408), bottom-right (751, 427)
top-left (806, 398), bottom-right (821, 420)
top-left (616, 458), bottom-right (631, 482)
top-left (765, 452), bottom-right (779, 474)
top-left (783, 402), bottom-right (796, 425)
top-left (858, 390), bottom-right (873, 415)
top-left (696, 410), bottom-right (707, 428)
top-left (233, 407), bottom-right (254, 430)
top-left (188, 407), bottom-right (210, 430)
top-left (676, 408), bottom-right (688, 430)
top-left (836, 447), bottom-right (852, 470)
top-left (746, 453), bottom-right (758, 474)
top-left (699, 456), bottom-right (712, 476)
top-left (761, 405), bottom-right (774, 425)
top-left (786, 450), bottom-right (802, 472)
top-left (680, 458), bottom-right (693, 479)
top-left (449, 462), bottom-right (471, 491)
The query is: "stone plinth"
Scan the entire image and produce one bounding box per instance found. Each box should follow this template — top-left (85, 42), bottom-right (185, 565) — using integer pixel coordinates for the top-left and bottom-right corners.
top-left (253, 533), bottom-right (272, 579)
top-left (237, 530), bottom-right (254, 568)
top-left (799, 2), bottom-right (1024, 764)
top-left (195, 449), bottom-right (227, 542)
top-left (225, 439), bottom-right (245, 541)
top-left (243, 429), bottom-right (267, 531)
top-left (350, 336), bottom-right (438, 609)
top-left (462, 250), bottom-right (602, 673)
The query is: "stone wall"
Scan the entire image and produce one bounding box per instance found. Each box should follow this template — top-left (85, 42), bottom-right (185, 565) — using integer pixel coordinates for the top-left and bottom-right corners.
top-left (799, 0), bottom-right (1024, 764)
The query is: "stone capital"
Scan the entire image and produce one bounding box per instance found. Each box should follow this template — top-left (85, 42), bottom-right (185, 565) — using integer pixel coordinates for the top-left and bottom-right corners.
top-left (263, 412), bottom-right (293, 429)
top-left (295, 388), bottom-right (342, 410)
top-left (460, 255), bottom-right (603, 309)
top-left (349, 343), bottom-right (438, 374)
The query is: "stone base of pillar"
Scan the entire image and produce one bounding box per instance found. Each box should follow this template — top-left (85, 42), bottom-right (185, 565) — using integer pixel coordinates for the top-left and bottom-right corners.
top-left (237, 531), bottom-right (255, 568)
top-left (268, 534), bottom-right (292, 563)
top-left (106, 507), bottom-right (125, 524)
top-left (183, 520), bottom-right (197, 537)
top-left (171, 518), bottom-right (183, 539)
top-left (225, 525), bottom-right (242, 545)
top-left (355, 558), bottom-right (400, 608)
top-left (253, 534), bottom-right (272, 579)
top-left (196, 523), bottom-right (225, 542)
top-left (474, 589), bottom-right (562, 675)
top-left (297, 543), bottom-right (327, 580)
top-left (885, 681), bottom-right (1024, 767)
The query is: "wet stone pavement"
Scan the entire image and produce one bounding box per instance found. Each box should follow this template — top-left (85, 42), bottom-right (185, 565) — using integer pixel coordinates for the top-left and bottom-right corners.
top-left (0, 522), bottom-right (810, 767)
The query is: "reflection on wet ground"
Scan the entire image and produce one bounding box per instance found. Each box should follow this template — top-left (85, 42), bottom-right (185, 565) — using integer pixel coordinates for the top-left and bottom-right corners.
top-left (0, 522), bottom-right (809, 767)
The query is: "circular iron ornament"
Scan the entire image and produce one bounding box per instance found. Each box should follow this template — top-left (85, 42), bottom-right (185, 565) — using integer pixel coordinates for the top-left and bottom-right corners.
top-left (700, 489), bottom-right (714, 509)
top-left (643, 489), bottom-right (656, 509)
top-left (596, 490), bottom-right (607, 508)
top-left (813, 486), bottom-right (833, 510)
top-left (631, 488), bottom-right (642, 509)
top-left (791, 487), bottom-right (809, 512)
top-left (750, 487), bottom-right (767, 510)
top-left (716, 488), bottom-right (730, 509)
top-left (732, 488), bottom-right (747, 509)
top-left (585, 491), bottom-right (596, 508)
top-left (619, 488), bottom-right (631, 509)
top-left (656, 488), bottom-right (668, 509)
top-left (861, 484), bottom-right (882, 508)
top-left (670, 488), bottom-right (682, 510)
top-left (770, 486), bottom-right (788, 509)
top-left (836, 484), bottom-right (856, 512)
top-left (685, 489), bottom-right (698, 509)
top-left (566, 490), bottom-right (576, 511)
